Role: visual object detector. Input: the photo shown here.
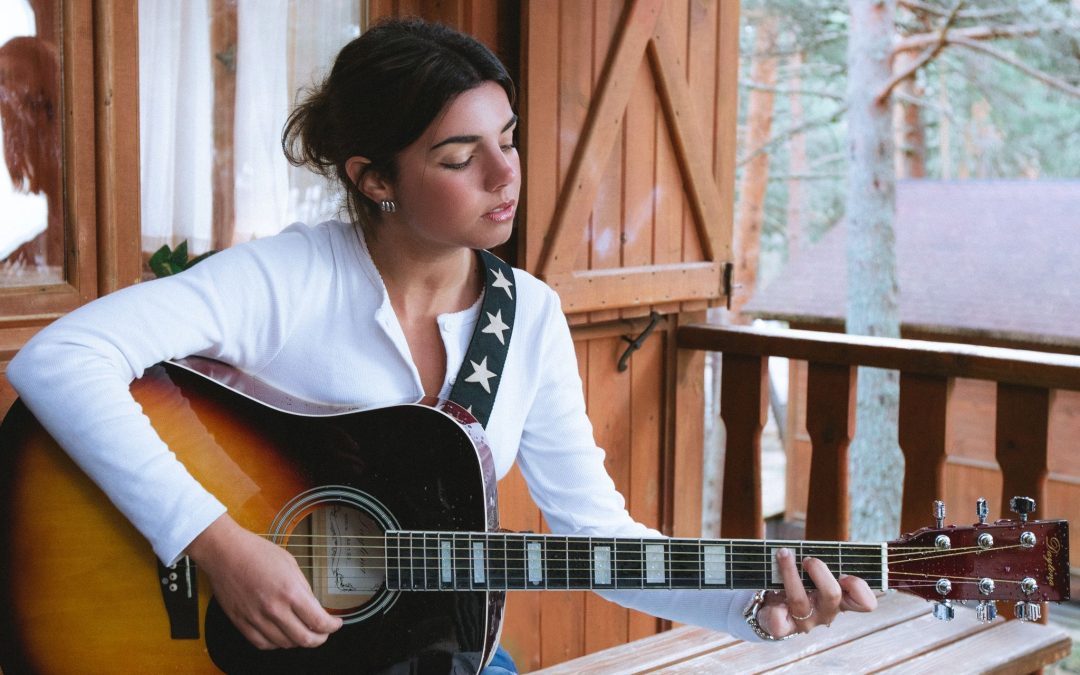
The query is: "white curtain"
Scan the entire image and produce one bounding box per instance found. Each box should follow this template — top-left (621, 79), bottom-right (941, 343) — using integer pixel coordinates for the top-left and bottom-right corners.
top-left (139, 0), bottom-right (360, 253)
top-left (139, 0), bottom-right (213, 254)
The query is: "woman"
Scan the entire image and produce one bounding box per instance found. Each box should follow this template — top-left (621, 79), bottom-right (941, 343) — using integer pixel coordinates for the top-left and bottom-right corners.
top-left (7, 18), bottom-right (874, 671)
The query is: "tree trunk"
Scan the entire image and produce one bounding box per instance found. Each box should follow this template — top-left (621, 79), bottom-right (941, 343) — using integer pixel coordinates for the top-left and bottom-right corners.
top-left (786, 50), bottom-right (808, 260)
top-left (731, 15), bottom-right (779, 320)
top-left (845, 0), bottom-right (903, 541)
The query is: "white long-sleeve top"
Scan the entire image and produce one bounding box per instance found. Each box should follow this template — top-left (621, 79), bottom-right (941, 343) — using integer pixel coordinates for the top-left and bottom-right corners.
top-left (7, 220), bottom-right (757, 640)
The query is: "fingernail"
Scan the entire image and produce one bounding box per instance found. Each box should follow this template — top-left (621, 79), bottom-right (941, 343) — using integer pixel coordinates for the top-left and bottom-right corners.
top-left (777, 547), bottom-right (792, 560)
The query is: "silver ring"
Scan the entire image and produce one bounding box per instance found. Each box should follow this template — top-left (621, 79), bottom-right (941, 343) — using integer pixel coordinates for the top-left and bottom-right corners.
top-left (791, 604), bottom-right (815, 622)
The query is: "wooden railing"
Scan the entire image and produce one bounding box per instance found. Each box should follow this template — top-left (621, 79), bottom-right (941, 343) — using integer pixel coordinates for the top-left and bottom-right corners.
top-left (676, 324), bottom-right (1080, 543)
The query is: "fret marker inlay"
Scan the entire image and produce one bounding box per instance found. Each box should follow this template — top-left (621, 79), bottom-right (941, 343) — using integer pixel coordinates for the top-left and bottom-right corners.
top-left (527, 542), bottom-right (543, 584)
top-left (645, 544), bottom-right (666, 584)
top-left (440, 540), bottom-right (452, 584)
top-left (703, 545), bottom-right (726, 585)
top-left (593, 545), bottom-right (612, 585)
top-left (472, 542), bottom-right (486, 583)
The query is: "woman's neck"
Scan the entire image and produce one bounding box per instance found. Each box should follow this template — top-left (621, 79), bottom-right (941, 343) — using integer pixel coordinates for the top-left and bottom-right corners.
top-left (366, 231), bottom-right (480, 321)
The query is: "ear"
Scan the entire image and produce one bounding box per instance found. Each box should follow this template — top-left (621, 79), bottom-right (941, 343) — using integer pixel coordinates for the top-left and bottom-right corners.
top-left (346, 155), bottom-right (393, 204)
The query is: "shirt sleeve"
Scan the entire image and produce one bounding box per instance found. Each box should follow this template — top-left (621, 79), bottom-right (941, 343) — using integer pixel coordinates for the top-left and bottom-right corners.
top-left (512, 288), bottom-right (760, 641)
top-left (6, 227), bottom-right (318, 564)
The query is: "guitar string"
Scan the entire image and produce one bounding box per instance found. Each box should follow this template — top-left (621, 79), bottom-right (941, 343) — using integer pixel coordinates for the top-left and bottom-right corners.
top-left (261, 534), bottom-right (1019, 564)
top-left (260, 531), bottom-right (995, 557)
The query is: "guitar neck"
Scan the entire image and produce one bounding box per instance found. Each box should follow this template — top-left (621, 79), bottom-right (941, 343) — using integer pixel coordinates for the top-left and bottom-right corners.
top-left (384, 531), bottom-right (887, 592)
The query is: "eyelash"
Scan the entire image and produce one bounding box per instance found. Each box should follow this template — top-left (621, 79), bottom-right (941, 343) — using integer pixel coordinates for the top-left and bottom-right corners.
top-left (442, 143), bottom-right (517, 171)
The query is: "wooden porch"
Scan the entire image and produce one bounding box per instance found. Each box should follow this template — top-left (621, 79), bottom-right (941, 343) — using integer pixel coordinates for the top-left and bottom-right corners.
top-left (537, 323), bottom-right (1078, 672)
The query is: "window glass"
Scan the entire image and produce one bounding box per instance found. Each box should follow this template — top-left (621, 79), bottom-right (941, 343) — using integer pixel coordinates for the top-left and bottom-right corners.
top-left (0, 0), bottom-right (63, 287)
top-left (138, 0), bottom-right (362, 268)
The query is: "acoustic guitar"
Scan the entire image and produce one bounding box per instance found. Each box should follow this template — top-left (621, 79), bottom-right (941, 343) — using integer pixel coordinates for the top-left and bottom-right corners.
top-left (0, 358), bottom-right (1069, 674)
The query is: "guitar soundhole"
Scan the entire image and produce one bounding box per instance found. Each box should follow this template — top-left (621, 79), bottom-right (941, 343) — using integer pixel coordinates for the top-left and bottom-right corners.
top-left (270, 487), bottom-right (400, 623)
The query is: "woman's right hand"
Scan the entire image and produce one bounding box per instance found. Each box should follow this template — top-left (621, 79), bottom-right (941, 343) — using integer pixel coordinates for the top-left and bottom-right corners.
top-left (185, 513), bottom-right (344, 649)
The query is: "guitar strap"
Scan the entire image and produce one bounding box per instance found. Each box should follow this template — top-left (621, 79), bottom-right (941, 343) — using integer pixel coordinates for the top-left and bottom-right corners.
top-left (447, 249), bottom-right (516, 428)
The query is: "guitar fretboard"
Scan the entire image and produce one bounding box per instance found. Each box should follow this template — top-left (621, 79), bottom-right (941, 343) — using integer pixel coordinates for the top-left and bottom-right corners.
top-left (384, 532), bottom-right (886, 592)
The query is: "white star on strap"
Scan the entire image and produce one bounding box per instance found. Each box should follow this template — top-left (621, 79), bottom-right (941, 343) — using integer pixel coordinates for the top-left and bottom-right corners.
top-left (464, 356), bottom-right (497, 394)
top-left (490, 267), bottom-right (514, 299)
top-left (482, 309), bottom-right (510, 345)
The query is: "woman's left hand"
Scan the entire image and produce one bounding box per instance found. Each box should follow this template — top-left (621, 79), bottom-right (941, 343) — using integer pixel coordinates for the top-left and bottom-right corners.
top-left (755, 547), bottom-right (878, 639)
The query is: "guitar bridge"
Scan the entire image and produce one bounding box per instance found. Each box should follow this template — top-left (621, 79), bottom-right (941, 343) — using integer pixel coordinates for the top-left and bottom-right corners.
top-left (157, 556), bottom-right (199, 639)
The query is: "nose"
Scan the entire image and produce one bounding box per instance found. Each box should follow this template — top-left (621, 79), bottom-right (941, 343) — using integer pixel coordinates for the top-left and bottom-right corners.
top-left (485, 146), bottom-right (518, 192)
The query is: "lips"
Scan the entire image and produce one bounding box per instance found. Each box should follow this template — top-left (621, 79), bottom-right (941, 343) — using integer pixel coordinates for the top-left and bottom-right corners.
top-left (484, 201), bottom-right (516, 223)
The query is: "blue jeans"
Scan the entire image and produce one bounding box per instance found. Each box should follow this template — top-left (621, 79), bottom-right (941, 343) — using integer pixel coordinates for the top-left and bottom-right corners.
top-left (483, 646), bottom-right (518, 674)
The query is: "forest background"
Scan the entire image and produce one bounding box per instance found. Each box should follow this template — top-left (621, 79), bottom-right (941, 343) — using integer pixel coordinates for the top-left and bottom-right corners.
top-left (713, 0), bottom-right (1080, 540)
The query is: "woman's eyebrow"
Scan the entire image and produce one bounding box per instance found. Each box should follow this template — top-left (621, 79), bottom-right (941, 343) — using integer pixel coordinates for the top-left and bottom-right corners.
top-left (430, 115), bottom-right (518, 151)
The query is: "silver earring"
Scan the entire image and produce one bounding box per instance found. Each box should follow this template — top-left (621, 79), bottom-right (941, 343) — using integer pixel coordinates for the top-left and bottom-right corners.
top-left (379, 199), bottom-right (397, 213)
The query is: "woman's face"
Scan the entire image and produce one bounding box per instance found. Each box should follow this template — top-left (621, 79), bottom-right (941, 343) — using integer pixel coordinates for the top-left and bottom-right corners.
top-left (386, 81), bottom-right (520, 254)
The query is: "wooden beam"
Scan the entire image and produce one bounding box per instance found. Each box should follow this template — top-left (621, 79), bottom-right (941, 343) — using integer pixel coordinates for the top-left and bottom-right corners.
top-left (804, 362), bottom-right (854, 541)
top-left (718, 352), bottom-right (766, 538)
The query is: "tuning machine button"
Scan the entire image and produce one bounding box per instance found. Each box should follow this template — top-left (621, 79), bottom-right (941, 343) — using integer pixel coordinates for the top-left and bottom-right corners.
top-left (976, 497), bottom-right (989, 524)
top-left (932, 600), bottom-right (955, 622)
top-left (1009, 496), bottom-right (1036, 523)
top-left (976, 600), bottom-right (998, 623)
top-left (934, 500), bottom-right (946, 528)
top-left (1015, 601), bottom-right (1042, 622)
top-left (936, 578), bottom-right (952, 596)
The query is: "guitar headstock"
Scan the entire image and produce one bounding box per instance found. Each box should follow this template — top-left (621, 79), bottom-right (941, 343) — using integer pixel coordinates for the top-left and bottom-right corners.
top-left (888, 497), bottom-right (1070, 623)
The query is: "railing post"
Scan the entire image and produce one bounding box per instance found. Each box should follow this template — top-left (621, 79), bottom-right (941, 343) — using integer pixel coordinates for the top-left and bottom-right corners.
top-left (719, 353), bottom-right (767, 538)
top-left (995, 383), bottom-right (1050, 517)
top-left (804, 363), bottom-right (855, 541)
top-left (898, 373), bottom-right (949, 535)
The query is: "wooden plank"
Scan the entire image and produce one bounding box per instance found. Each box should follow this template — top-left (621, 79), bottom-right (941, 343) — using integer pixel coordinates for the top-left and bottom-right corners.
top-left (521, 0), bottom-right (560, 273)
top-left (585, 335), bottom-right (631, 652)
top-left (719, 352), bottom-right (767, 538)
top-left (497, 466), bottom-right (543, 672)
top-left (549, 263), bottom-right (722, 315)
top-left (588, 0), bottom-right (625, 324)
top-left (619, 51), bottom-right (658, 318)
top-left (532, 625), bottom-right (737, 674)
top-left (898, 373), bottom-right (949, 534)
top-left (650, 9), bottom-right (724, 262)
top-left (676, 324), bottom-right (1080, 392)
top-left (876, 618), bottom-right (1071, 675)
top-left (770, 602), bottom-right (991, 673)
top-left (535, 0), bottom-right (663, 278)
top-left (209, 0), bottom-right (237, 250)
top-left (538, 337), bottom-right (592, 668)
top-left (668, 311), bottom-right (706, 539)
top-left (654, 592), bottom-right (931, 673)
top-left (804, 362), bottom-right (854, 541)
top-left (94, 0), bottom-right (142, 293)
top-left (712, 0), bottom-right (739, 266)
top-left (558, 0), bottom-right (594, 274)
top-left (628, 325), bottom-right (664, 640)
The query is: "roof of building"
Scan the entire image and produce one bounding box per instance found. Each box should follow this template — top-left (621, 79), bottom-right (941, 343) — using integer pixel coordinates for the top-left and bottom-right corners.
top-left (744, 180), bottom-right (1080, 350)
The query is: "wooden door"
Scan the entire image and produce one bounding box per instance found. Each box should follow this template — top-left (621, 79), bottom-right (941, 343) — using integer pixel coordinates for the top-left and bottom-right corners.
top-left (505, 1), bottom-right (741, 670)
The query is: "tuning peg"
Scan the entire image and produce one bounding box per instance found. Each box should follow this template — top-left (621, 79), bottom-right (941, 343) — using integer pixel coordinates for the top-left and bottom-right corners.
top-left (976, 497), bottom-right (988, 524)
top-left (932, 600), bottom-right (954, 622)
top-left (1009, 496), bottom-right (1036, 523)
top-left (1015, 601), bottom-right (1042, 622)
top-left (976, 600), bottom-right (998, 623)
top-left (934, 500), bottom-right (945, 528)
